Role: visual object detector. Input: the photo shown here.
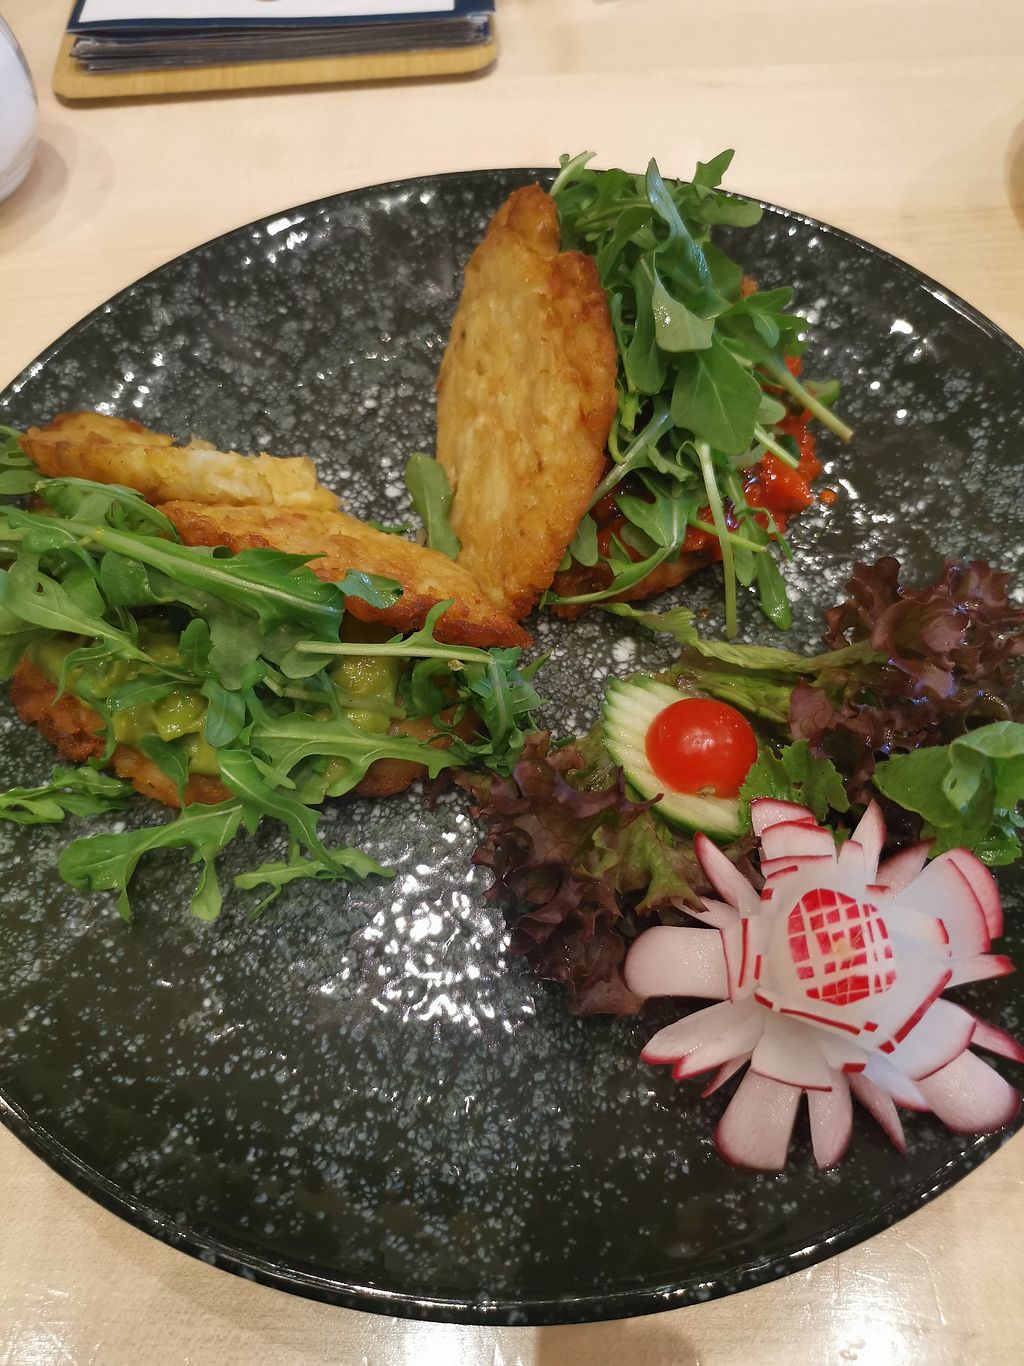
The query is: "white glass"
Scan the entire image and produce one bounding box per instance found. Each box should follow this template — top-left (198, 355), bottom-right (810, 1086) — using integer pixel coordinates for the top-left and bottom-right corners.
top-left (0, 17), bottom-right (37, 203)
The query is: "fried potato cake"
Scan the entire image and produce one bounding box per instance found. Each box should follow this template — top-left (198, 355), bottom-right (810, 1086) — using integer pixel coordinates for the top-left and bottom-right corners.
top-left (549, 548), bottom-right (717, 620)
top-left (10, 658), bottom-right (231, 809)
top-left (20, 411), bottom-right (338, 512)
top-left (160, 501), bottom-right (530, 649)
top-left (10, 658), bottom-right (467, 808)
top-left (436, 184), bottom-right (617, 620)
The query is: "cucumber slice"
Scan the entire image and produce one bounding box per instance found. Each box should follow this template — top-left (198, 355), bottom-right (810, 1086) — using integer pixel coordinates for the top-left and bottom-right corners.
top-left (602, 676), bottom-right (744, 840)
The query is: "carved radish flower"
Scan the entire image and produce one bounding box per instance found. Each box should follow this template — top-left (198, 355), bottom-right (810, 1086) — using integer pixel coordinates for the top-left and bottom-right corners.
top-left (625, 798), bottom-right (1023, 1170)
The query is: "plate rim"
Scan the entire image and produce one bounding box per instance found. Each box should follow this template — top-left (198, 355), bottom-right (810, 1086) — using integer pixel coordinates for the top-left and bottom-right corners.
top-left (1, 1082), bottom-right (1017, 1325)
top-left (4, 166), bottom-right (1024, 402)
top-left (1, 166), bottom-right (1023, 1326)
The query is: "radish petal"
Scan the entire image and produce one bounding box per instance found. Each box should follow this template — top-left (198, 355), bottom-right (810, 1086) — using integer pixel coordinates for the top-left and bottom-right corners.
top-left (969, 1017), bottom-right (1024, 1065)
top-left (944, 849), bottom-right (1003, 938)
top-left (862, 1053), bottom-right (928, 1110)
top-left (875, 840), bottom-right (932, 894)
top-left (641, 999), bottom-right (758, 1065)
top-left (821, 1036), bottom-right (869, 1073)
top-left (751, 1014), bottom-right (834, 1090)
top-left (808, 1074), bottom-right (853, 1168)
top-left (894, 856), bottom-right (989, 957)
top-left (848, 1073), bottom-right (907, 1152)
top-left (750, 798), bottom-right (817, 837)
top-left (760, 821), bottom-right (837, 863)
top-left (865, 957), bottom-right (952, 1046)
top-left (715, 1070), bottom-right (801, 1171)
top-left (672, 1012), bottom-right (764, 1080)
top-left (888, 909), bottom-right (950, 950)
top-left (692, 899), bottom-right (739, 932)
top-left (915, 1051), bottom-right (1021, 1134)
top-left (947, 954), bottom-right (1014, 988)
top-left (624, 926), bottom-right (729, 1001)
top-left (694, 833), bottom-right (760, 914)
top-left (836, 838), bottom-right (867, 882)
top-left (702, 1054), bottom-right (749, 1097)
top-left (886, 999), bottom-right (975, 1080)
top-left (759, 853), bottom-right (833, 880)
top-left (850, 801), bottom-right (886, 877)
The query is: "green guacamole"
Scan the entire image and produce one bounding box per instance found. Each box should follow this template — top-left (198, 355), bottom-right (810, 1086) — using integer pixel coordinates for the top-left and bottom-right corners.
top-left (30, 626), bottom-right (402, 782)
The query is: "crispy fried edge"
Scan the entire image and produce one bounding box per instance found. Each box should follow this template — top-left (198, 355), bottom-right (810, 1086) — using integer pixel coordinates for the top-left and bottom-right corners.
top-left (20, 412), bottom-right (338, 512)
top-left (10, 658), bottom-right (230, 809)
top-left (436, 184), bottom-right (618, 620)
top-left (160, 501), bottom-right (531, 649)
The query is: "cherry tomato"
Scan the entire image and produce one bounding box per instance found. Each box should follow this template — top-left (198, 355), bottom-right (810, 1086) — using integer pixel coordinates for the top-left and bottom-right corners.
top-left (645, 698), bottom-right (758, 798)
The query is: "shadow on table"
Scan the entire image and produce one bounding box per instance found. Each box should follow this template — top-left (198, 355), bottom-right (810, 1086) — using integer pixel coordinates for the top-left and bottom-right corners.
top-left (534, 1316), bottom-right (699, 1366)
top-left (1005, 118), bottom-right (1024, 233)
top-left (0, 135), bottom-right (72, 250)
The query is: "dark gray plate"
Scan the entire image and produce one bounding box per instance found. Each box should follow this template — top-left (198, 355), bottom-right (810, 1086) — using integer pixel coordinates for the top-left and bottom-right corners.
top-left (0, 170), bottom-right (1022, 1326)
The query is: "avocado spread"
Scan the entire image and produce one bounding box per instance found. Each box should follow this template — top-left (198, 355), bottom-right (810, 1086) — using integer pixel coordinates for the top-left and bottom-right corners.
top-left (29, 621), bottom-right (402, 780)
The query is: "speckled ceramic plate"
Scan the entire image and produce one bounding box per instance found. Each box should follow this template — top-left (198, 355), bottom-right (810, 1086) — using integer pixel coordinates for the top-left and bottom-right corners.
top-left (0, 171), bottom-right (1022, 1326)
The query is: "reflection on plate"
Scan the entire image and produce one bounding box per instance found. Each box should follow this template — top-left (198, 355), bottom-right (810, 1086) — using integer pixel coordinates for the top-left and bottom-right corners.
top-left (0, 171), bottom-right (1022, 1326)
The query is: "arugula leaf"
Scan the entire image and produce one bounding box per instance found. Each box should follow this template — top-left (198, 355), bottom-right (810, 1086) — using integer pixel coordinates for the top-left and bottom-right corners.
top-left (616, 484), bottom-right (691, 549)
top-left (645, 159), bottom-right (727, 318)
top-left (651, 267), bottom-right (714, 352)
top-left (566, 513), bottom-right (600, 568)
top-left (0, 428), bottom-right (39, 496)
top-left (624, 260), bottom-right (669, 394)
top-left (0, 457), bottom-right (548, 919)
top-left (41, 478), bottom-right (181, 539)
top-left (201, 678), bottom-right (248, 747)
top-left (0, 765), bottom-right (132, 825)
top-left (13, 486), bottom-right (358, 642)
top-left (671, 341), bottom-right (763, 456)
top-left (332, 569), bottom-right (403, 610)
top-left (873, 722), bottom-right (1024, 864)
top-left (547, 543), bottom-right (675, 607)
top-left (754, 547), bottom-right (793, 630)
top-left (217, 748), bottom-right (345, 868)
top-left (741, 741), bottom-right (850, 823)
top-left (404, 453), bottom-right (461, 559)
top-left (551, 151), bottom-right (852, 633)
top-left (0, 556), bottom-right (146, 662)
top-left (234, 845), bottom-right (391, 910)
top-left (59, 800), bottom-right (246, 922)
top-left (136, 736), bottom-right (190, 805)
top-left (297, 601), bottom-right (543, 774)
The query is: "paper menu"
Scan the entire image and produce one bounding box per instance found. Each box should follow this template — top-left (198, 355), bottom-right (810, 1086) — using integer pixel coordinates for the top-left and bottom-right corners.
top-left (73, 2), bottom-right (457, 25)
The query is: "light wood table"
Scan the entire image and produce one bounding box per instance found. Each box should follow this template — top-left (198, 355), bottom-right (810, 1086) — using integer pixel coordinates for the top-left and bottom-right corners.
top-left (2, 2), bottom-right (1024, 1361)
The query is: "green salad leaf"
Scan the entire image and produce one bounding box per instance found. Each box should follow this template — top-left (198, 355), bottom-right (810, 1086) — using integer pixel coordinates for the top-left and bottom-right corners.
top-left (404, 452), bottom-right (461, 558)
top-left (0, 463), bottom-right (546, 920)
top-left (0, 428), bottom-right (39, 496)
top-left (548, 151), bottom-right (852, 635)
top-left (60, 800), bottom-right (248, 922)
top-left (740, 741), bottom-right (850, 823)
top-left (0, 765), bottom-right (133, 826)
top-left (874, 723), bottom-right (1024, 864)
top-left (613, 559), bottom-right (1024, 863)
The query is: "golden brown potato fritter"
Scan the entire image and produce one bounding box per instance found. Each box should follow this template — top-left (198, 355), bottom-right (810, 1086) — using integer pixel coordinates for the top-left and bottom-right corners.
top-left (160, 501), bottom-right (530, 649)
top-left (10, 658), bottom-right (231, 809)
top-left (11, 660), bottom-right (468, 808)
top-left (20, 411), bottom-right (338, 512)
top-left (550, 548), bottom-right (718, 619)
top-left (436, 184), bottom-right (617, 620)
